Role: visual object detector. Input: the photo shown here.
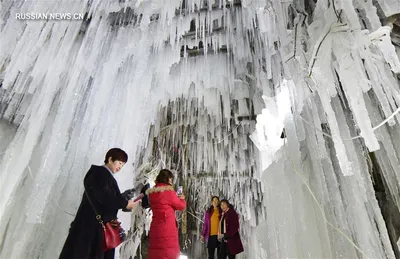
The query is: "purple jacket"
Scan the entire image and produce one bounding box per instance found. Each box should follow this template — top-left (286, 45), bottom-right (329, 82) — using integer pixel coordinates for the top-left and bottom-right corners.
top-left (221, 208), bottom-right (244, 255)
top-left (201, 210), bottom-right (212, 242)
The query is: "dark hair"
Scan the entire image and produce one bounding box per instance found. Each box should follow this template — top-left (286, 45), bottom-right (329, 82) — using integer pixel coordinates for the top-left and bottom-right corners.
top-left (155, 169), bottom-right (174, 185)
top-left (208, 196), bottom-right (221, 214)
top-left (220, 199), bottom-right (234, 210)
top-left (104, 148), bottom-right (128, 164)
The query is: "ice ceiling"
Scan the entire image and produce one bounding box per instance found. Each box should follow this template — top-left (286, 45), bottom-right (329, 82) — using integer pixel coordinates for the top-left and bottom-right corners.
top-left (1, 0), bottom-right (400, 258)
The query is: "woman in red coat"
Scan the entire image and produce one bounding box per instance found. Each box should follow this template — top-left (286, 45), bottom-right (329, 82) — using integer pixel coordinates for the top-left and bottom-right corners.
top-left (146, 169), bottom-right (186, 259)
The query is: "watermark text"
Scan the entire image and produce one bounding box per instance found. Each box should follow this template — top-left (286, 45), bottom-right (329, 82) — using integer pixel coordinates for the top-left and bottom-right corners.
top-left (15, 13), bottom-right (85, 20)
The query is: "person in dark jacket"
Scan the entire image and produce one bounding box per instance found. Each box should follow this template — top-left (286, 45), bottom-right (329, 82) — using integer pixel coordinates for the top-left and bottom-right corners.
top-left (59, 148), bottom-right (137, 259)
top-left (201, 196), bottom-right (222, 259)
top-left (218, 199), bottom-right (244, 259)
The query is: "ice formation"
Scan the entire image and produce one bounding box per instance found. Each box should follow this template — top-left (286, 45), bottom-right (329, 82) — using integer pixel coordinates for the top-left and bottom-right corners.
top-left (0, 0), bottom-right (400, 258)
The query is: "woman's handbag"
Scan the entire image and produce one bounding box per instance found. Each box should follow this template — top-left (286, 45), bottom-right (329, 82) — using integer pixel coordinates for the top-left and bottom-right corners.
top-left (85, 191), bottom-right (122, 251)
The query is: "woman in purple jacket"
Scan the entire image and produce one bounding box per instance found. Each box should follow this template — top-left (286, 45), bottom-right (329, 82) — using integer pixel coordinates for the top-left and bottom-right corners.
top-left (218, 199), bottom-right (244, 259)
top-left (200, 196), bottom-right (222, 259)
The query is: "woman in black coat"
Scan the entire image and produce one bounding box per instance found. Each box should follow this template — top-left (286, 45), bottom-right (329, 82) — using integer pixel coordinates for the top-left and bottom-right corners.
top-left (59, 148), bottom-right (137, 259)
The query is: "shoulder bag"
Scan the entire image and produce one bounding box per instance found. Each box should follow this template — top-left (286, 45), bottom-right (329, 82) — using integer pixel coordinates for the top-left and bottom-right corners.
top-left (85, 191), bottom-right (122, 251)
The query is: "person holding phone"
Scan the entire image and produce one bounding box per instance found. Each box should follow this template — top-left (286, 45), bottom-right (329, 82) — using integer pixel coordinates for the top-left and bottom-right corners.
top-left (59, 148), bottom-right (138, 259)
top-left (200, 196), bottom-right (222, 259)
top-left (146, 169), bottom-right (186, 259)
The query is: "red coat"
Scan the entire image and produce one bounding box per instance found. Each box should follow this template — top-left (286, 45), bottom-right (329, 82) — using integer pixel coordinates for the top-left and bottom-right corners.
top-left (146, 183), bottom-right (186, 259)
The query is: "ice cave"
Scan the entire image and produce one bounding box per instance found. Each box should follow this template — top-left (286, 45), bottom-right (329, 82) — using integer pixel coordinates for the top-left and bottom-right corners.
top-left (1, 0), bottom-right (400, 258)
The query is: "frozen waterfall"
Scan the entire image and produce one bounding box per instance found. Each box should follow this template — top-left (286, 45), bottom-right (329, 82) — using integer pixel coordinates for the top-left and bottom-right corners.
top-left (1, 0), bottom-right (400, 258)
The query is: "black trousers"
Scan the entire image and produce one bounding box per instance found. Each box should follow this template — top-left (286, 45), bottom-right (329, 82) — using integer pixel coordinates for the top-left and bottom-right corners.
top-left (104, 249), bottom-right (115, 259)
top-left (218, 242), bottom-right (235, 259)
top-left (207, 235), bottom-right (220, 259)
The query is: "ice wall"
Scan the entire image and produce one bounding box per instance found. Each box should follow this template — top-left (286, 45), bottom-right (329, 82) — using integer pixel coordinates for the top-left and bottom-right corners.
top-left (0, 0), bottom-right (400, 258)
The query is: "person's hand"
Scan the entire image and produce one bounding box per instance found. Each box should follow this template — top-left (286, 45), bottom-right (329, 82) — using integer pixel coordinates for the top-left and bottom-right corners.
top-left (126, 200), bottom-right (138, 210)
top-left (218, 233), bottom-right (224, 241)
top-left (178, 194), bottom-right (185, 200)
top-left (200, 235), bottom-right (204, 243)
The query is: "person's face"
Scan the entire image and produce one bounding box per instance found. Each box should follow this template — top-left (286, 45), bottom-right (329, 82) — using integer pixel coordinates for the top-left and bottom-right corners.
top-left (107, 158), bottom-right (125, 173)
top-left (212, 197), bottom-right (219, 208)
top-left (220, 201), bottom-right (228, 211)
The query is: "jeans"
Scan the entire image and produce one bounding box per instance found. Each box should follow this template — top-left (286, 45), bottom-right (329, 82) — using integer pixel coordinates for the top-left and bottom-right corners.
top-left (207, 235), bottom-right (220, 259)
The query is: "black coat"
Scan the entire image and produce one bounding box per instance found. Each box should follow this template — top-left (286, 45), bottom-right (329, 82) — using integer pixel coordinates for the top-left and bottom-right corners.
top-left (59, 165), bottom-right (128, 259)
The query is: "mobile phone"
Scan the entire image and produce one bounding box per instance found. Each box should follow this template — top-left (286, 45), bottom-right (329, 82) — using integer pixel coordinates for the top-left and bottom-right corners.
top-left (177, 186), bottom-right (183, 196)
top-left (133, 193), bottom-right (144, 202)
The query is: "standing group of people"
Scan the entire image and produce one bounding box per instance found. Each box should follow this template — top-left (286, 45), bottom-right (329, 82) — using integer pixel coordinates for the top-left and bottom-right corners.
top-left (58, 148), bottom-right (243, 259)
top-left (200, 197), bottom-right (244, 259)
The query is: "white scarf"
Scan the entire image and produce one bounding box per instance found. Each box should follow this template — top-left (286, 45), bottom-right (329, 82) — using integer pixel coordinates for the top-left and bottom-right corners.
top-left (218, 209), bottom-right (229, 242)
